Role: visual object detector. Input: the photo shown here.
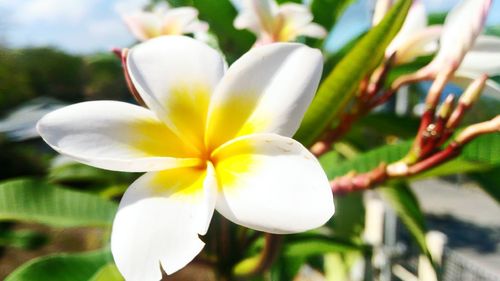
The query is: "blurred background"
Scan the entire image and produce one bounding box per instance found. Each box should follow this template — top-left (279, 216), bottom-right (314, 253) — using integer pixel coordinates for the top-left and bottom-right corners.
top-left (0, 0), bottom-right (499, 280)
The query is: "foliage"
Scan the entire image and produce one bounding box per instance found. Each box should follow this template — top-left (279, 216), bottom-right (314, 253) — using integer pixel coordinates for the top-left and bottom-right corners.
top-left (295, 0), bottom-right (412, 146)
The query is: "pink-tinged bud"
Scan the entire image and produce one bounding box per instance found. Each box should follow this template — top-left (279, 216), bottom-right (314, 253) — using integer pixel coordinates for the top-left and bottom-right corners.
top-left (426, 0), bottom-right (492, 74)
top-left (459, 74), bottom-right (487, 106)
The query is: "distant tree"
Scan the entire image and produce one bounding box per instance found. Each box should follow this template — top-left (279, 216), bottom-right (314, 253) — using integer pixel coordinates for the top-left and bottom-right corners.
top-left (83, 53), bottom-right (129, 101)
top-left (16, 47), bottom-right (86, 102)
top-left (0, 47), bottom-right (35, 112)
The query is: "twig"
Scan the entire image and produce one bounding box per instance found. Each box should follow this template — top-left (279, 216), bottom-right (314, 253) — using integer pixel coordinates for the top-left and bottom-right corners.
top-left (331, 74), bottom-right (493, 194)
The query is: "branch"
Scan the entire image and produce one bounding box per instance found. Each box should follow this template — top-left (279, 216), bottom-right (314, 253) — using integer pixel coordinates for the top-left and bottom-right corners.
top-left (331, 116), bottom-right (499, 194)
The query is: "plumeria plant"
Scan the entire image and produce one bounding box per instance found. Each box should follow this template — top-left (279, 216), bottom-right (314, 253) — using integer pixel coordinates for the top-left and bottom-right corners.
top-left (1, 0), bottom-right (499, 281)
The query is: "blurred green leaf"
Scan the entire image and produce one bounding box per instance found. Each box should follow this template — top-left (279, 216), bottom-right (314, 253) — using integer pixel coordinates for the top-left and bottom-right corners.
top-left (461, 133), bottom-right (500, 164)
top-left (323, 32), bottom-right (365, 76)
top-left (485, 25), bottom-right (500, 37)
top-left (381, 182), bottom-right (432, 260)
top-left (5, 249), bottom-right (112, 281)
top-left (323, 133), bottom-right (500, 180)
top-left (193, 0), bottom-right (254, 61)
top-left (387, 55), bottom-right (433, 85)
top-left (295, 0), bottom-right (412, 146)
top-left (166, 0), bottom-right (193, 6)
top-left (270, 256), bottom-right (304, 281)
top-left (0, 179), bottom-right (117, 227)
top-left (283, 234), bottom-right (363, 257)
top-left (276, 0), bottom-right (301, 3)
top-left (311, 0), bottom-right (356, 30)
top-left (469, 166), bottom-right (500, 203)
top-left (427, 12), bottom-right (447, 25)
top-left (0, 229), bottom-right (48, 250)
top-left (89, 263), bottom-right (124, 281)
top-left (49, 163), bottom-right (135, 186)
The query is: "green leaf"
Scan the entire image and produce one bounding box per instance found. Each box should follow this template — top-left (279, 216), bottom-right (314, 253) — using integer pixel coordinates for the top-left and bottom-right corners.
top-left (0, 229), bottom-right (48, 250)
top-left (323, 133), bottom-right (500, 180)
top-left (89, 263), bottom-right (124, 281)
top-left (427, 12), bottom-right (447, 25)
top-left (5, 249), bottom-right (112, 281)
top-left (193, 0), bottom-right (254, 61)
top-left (0, 179), bottom-right (117, 227)
top-left (49, 163), bottom-right (135, 186)
top-left (461, 133), bottom-right (500, 164)
top-left (311, 0), bottom-right (356, 30)
top-left (469, 166), bottom-right (500, 203)
top-left (485, 25), bottom-right (500, 37)
top-left (380, 182), bottom-right (430, 258)
top-left (295, 0), bottom-right (412, 146)
top-left (166, 0), bottom-right (193, 6)
top-left (283, 234), bottom-right (363, 257)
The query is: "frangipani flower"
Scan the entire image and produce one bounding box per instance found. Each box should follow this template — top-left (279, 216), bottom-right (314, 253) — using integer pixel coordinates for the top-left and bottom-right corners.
top-left (123, 3), bottom-right (208, 41)
top-left (378, 0), bottom-right (493, 69)
top-left (378, 0), bottom-right (499, 95)
top-left (37, 36), bottom-right (334, 280)
top-left (423, 0), bottom-right (492, 74)
top-left (233, 0), bottom-right (327, 45)
top-left (382, 0), bottom-right (441, 64)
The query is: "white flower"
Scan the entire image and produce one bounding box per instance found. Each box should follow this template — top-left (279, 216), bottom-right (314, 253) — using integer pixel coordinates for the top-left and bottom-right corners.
top-left (233, 0), bottom-right (327, 45)
top-left (122, 3), bottom-right (208, 41)
top-left (37, 36), bottom-right (334, 280)
top-left (377, 0), bottom-right (499, 95)
top-left (424, 0), bottom-right (492, 74)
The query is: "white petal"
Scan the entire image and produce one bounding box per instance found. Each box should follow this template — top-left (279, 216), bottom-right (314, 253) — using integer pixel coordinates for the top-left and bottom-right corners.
top-left (431, 0), bottom-right (491, 70)
top-left (37, 101), bottom-right (199, 172)
top-left (393, 26), bottom-right (441, 64)
top-left (206, 43), bottom-right (323, 150)
top-left (111, 166), bottom-right (217, 279)
top-left (278, 3), bottom-right (313, 28)
top-left (123, 12), bottom-right (162, 41)
top-left (296, 23), bottom-right (328, 39)
top-left (127, 36), bottom-right (226, 149)
top-left (212, 133), bottom-right (334, 234)
top-left (234, 9), bottom-right (261, 34)
top-left (458, 35), bottom-right (500, 76)
top-left (277, 3), bottom-right (324, 41)
top-left (239, 0), bottom-right (277, 33)
top-left (162, 7), bottom-right (206, 34)
top-left (386, 0), bottom-right (427, 56)
top-left (372, 0), bottom-right (394, 26)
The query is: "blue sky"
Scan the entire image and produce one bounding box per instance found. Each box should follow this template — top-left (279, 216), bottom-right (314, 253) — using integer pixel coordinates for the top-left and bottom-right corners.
top-left (0, 0), bottom-right (499, 54)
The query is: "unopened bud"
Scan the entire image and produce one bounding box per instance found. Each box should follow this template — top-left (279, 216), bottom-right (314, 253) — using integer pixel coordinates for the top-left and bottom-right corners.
top-left (459, 74), bottom-right (487, 106)
top-left (438, 94), bottom-right (455, 119)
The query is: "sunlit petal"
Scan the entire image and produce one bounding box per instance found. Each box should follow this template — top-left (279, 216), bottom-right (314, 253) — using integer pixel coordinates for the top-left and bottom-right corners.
top-left (277, 3), bottom-right (326, 41)
top-left (386, 0), bottom-right (427, 57)
top-left (212, 134), bottom-right (334, 234)
top-left (459, 35), bottom-right (500, 76)
top-left (111, 165), bottom-right (217, 279)
top-left (430, 0), bottom-right (492, 70)
top-left (206, 43), bottom-right (322, 150)
top-left (37, 101), bottom-right (199, 172)
top-left (127, 36), bottom-right (226, 150)
top-left (123, 12), bottom-right (162, 41)
top-left (393, 26), bottom-right (441, 64)
top-left (295, 23), bottom-right (328, 39)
